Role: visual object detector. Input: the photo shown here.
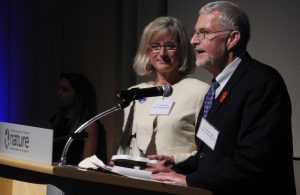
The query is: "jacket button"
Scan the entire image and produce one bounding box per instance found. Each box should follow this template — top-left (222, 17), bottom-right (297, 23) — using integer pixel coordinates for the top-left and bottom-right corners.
top-left (199, 152), bottom-right (205, 158)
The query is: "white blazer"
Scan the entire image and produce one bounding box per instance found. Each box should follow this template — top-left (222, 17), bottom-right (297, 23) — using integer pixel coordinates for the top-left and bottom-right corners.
top-left (118, 77), bottom-right (209, 163)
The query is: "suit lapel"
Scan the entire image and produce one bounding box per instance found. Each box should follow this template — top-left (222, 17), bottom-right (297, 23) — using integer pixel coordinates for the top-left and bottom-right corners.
top-left (207, 53), bottom-right (252, 120)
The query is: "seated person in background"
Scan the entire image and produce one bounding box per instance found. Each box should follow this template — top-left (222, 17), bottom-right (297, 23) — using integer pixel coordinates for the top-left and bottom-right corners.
top-left (116, 16), bottom-right (209, 165)
top-left (50, 73), bottom-right (107, 165)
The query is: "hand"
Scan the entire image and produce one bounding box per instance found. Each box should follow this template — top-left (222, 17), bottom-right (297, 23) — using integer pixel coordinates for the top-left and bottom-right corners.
top-left (148, 154), bottom-right (175, 166)
top-left (108, 160), bottom-right (114, 166)
top-left (146, 155), bottom-right (175, 174)
top-left (151, 171), bottom-right (187, 187)
top-left (146, 161), bottom-right (172, 174)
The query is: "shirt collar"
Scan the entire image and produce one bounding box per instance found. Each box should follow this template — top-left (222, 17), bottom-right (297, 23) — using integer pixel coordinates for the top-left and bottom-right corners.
top-left (215, 56), bottom-right (241, 97)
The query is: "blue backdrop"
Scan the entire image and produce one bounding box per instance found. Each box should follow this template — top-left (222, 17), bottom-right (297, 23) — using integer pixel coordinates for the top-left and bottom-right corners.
top-left (0, 0), bottom-right (10, 121)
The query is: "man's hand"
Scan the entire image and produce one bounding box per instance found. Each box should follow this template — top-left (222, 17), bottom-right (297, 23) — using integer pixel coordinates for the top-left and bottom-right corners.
top-left (145, 155), bottom-right (187, 186)
top-left (151, 171), bottom-right (187, 187)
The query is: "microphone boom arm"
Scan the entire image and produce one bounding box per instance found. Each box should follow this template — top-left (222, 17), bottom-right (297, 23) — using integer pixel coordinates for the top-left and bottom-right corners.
top-left (58, 103), bottom-right (125, 165)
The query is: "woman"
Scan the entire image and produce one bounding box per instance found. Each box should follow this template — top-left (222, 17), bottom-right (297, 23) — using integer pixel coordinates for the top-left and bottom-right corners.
top-left (117, 17), bottom-right (209, 165)
top-left (50, 73), bottom-right (107, 165)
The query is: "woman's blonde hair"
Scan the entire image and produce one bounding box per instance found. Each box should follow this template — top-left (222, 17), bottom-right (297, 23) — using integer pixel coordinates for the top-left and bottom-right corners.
top-left (133, 16), bottom-right (195, 76)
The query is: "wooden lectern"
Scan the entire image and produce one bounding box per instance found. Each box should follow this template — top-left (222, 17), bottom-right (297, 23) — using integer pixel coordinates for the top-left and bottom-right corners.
top-left (0, 156), bottom-right (212, 195)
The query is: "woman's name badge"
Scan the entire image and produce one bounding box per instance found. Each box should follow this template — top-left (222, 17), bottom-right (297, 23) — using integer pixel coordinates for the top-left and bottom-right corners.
top-left (150, 99), bottom-right (174, 115)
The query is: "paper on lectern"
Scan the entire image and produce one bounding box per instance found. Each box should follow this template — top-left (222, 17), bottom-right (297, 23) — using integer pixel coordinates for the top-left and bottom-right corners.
top-left (78, 155), bottom-right (106, 169)
top-left (78, 155), bottom-right (152, 180)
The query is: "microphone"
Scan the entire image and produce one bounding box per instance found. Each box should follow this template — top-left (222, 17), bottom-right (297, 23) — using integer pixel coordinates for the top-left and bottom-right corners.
top-left (116, 84), bottom-right (173, 100)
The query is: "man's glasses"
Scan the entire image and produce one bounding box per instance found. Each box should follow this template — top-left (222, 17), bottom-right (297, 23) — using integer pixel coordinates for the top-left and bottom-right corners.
top-left (192, 29), bottom-right (232, 41)
top-left (149, 43), bottom-right (177, 54)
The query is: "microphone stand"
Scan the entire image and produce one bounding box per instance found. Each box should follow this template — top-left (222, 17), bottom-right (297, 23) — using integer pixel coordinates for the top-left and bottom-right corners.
top-left (57, 99), bottom-right (131, 166)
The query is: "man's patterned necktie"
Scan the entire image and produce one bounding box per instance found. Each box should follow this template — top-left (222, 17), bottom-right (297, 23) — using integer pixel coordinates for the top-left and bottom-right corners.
top-left (203, 80), bottom-right (219, 118)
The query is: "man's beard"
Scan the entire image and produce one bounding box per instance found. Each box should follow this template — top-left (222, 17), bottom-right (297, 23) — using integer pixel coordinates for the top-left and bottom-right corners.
top-left (196, 45), bottom-right (228, 73)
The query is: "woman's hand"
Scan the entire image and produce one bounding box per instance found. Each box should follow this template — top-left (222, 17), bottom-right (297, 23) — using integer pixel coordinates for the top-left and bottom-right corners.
top-left (108, 160), bottom-right (114, 166)
top-left (146, 154), bottom-right (175, 174)
top-left (148, 154), bottom-right (175, 166)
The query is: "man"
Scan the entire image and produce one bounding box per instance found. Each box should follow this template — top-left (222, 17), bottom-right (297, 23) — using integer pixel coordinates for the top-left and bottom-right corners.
top-left (147, 1), bottom-right (296, 194)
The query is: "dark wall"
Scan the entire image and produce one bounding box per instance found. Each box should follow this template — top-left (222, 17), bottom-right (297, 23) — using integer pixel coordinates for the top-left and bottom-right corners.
top-left (0, 0), bottom-right (167, 160)
top-left (1, 0), bottom-right (119, 159)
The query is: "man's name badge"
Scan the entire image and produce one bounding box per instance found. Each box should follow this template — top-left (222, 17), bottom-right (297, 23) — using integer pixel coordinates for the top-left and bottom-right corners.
top-left (150, 99), bottom-right (174, 115)
top-left (197, 118), bottom-right (219, 150)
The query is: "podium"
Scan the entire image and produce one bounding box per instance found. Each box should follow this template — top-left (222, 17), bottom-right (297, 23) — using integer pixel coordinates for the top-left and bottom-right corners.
top-left (0, 156), bottom-right (212, 195)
